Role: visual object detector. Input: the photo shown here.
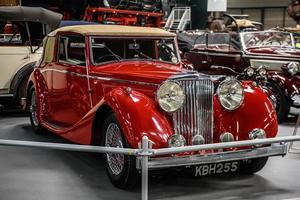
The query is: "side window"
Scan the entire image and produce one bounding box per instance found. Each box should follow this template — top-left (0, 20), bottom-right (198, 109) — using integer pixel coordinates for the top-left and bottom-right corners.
top-left (58, 35), bottom-right (86, 66)
top-left (40, 36), bottom-right (56, 65)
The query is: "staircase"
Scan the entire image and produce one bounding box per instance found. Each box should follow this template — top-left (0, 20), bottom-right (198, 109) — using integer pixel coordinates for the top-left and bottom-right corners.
top-left (165, 7), bottom-right (191, 32)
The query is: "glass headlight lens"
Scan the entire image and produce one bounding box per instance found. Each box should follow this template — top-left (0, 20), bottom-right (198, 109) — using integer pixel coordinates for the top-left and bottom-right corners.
top-left (257, 67), bottom-right (267, 77)
top-left (287, 62), bottom-right (300, 75)
top-left (157, 81), bottom-right (185, 113)
top-left (217, 77), bottom-right (244, 111)
top-left (245, 67), bottom-right (255, 77)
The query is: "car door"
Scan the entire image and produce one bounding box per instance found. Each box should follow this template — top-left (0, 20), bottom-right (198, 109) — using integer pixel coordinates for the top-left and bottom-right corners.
top-left (45, 34), bottom-right (91, 128)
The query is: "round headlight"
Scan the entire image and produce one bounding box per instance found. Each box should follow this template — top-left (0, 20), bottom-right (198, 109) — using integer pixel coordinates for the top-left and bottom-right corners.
top-left (245, 67), bottom-right (255, 77)
top-left (217, 77), bottom-right (244, 111)
top-left (157, 81), bottom-right (185, 113)
top-left (257, 67), bottom-right (267, 77)
top-left (287, 62), bottom-right (300, 75)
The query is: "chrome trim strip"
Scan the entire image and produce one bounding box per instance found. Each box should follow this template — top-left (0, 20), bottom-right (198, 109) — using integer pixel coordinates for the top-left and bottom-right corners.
top-left (137, 143), bottom-right (287, 169)
top-left (245, 54), bottom-right (300, 62)
top-left (40, 68), bottom-right (159, 87)
top-left (0, 94), bottom-right (14, 98)
top-left (194, 51), bottom-right (241, 58)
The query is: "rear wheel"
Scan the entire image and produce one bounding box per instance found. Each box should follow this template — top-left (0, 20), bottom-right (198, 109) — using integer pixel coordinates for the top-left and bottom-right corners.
top-left (101, 111), bottom-right (138, 189)
top-left (239, 157), bottom-right (268, 174)
top-left (29, 86), bottom-right (45, 134)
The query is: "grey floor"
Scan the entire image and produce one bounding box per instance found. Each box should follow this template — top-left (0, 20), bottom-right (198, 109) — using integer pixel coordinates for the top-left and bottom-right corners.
top-left (0, 113), bottom-right (299, 200)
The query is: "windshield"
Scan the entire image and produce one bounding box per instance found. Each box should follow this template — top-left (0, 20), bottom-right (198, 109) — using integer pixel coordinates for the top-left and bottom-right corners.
top-left (190, 32), bottom-right (240, 51)
top-left (90, 37), bottom-right (180, 65)
top-left (241, 31), bottom-right (294, 49)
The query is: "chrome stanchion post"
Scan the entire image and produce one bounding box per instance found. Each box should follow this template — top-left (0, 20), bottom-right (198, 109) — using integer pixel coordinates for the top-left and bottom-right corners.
top-left (289, 114), bottom-right (300, 153)
top-left (141, 136), bottom-right (149, 200)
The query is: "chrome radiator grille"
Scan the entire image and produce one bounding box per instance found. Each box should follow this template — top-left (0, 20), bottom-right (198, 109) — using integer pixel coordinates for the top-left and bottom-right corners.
top-left (173, 78), bottom-right (214, 145)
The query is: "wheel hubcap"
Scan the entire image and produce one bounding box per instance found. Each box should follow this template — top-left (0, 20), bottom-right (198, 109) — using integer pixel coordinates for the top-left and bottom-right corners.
top-left (30, 91), bottom-right (39, 127)
top-left (105, 123), bottom-right (124, 176)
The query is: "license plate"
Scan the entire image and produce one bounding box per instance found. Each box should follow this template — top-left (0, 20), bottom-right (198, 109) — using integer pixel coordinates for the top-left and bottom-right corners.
top-left (194, 161), bottom-right (239, 177)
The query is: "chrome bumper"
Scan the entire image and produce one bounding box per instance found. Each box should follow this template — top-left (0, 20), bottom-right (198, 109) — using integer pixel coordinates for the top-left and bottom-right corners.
top-left (137, 143), bottom-right (287, 170)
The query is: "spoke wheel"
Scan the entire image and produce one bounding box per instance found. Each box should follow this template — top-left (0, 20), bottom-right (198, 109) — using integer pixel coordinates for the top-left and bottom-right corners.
top-left (105, 123), bottom-right (125, 176)
top-left (101, 111), bottom-right (138, 189)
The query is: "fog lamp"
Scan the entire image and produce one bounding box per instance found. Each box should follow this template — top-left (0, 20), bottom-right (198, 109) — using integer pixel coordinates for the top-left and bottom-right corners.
top-left (220, 132), bottom-right (234, 143)
top-left (249, 128), bottom-right (266, 140)
top-left (168, 134), bottom-right (186, 147)
top-left (192, 135), bottom-right (205, 145)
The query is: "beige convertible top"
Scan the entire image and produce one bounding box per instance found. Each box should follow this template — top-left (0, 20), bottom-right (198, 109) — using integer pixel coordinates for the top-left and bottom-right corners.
top-left (48, 24), bottom-right (175, 37)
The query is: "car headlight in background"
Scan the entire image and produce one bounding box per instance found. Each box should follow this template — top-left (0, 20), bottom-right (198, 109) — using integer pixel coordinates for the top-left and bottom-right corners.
top-left (157, 81), bottom-right (185, 113)
top-left (287, 62), bottom-right (300, 75)
top-left (257, 66), bottom-right (267, 78)
top-left (245, 67), bottom-right (255, 77)
top-left (217, 77), bottom-right (244, 111)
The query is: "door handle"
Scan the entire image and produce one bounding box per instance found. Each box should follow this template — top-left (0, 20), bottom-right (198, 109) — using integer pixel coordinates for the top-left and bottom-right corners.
top-left (22, 55), bottom-right (30, 60)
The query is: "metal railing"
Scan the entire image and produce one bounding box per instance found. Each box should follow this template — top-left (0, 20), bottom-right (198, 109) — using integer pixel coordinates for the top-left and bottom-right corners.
top-left (0, 120), bottom-right (299, 200)
top-left (165, 7), bottom-right (191, 32)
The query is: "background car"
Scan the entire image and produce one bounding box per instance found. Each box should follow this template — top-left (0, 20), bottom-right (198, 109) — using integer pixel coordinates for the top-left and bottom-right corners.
top-left (184, 30), bottom-right (300, 122)
top-left (0, 6), bottom-right (62, 109)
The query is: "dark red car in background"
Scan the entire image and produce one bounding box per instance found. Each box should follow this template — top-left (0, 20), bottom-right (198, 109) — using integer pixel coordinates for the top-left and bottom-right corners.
top-left (185, 30), bottom-right (300, 122)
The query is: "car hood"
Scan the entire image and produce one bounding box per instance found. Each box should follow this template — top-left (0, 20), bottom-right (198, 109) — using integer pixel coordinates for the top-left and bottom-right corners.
top-left (90, 60), bottom-right (189, 85)
top-left (246, 47), bottom-right (300, 60)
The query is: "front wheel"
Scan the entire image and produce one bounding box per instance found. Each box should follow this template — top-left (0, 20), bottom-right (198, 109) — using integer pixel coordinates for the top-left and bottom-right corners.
top-left (264, 82), bottom-right (290, 123)
top-left (102, 111), bottom-right (138, 189)
top-left (239, 157), bottom-right (268, 174)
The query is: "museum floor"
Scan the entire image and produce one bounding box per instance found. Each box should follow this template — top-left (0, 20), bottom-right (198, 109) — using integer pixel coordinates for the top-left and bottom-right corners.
top-left (0, 113), bottom-right (299, 200)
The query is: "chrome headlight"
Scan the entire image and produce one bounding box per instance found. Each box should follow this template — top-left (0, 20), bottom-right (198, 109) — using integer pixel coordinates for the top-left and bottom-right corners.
top-left (157, 81), bottom-right (185, 113)
top-left (257, 66), bottom-right (267, 78)
top-left (217, 77), bottom-right (244, 111)
top-left (245, 67), bottom-right (255, 77)
top-left (287, 62), bottom-right (300, 75)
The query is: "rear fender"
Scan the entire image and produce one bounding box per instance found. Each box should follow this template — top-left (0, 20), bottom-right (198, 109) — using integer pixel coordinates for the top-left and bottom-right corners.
top-left (104, 87), bottom-right (173, 149)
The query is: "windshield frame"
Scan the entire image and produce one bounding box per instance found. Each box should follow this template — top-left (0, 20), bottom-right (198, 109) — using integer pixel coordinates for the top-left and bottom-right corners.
top-left (88, 36), bottom-right (181, 67)
top-left (240, 31), bottom-right (295, 51)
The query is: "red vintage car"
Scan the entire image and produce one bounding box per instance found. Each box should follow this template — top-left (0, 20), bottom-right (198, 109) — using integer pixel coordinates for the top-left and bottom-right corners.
top-left (25, 25), bottom-right (284, 189)
top-left (185, 30), bottom-right (300, 122)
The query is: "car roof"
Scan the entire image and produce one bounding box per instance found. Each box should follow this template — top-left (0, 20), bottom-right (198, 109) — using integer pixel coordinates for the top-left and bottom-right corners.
top-left (48, 24), bottom-right (176, 37)
top-left (0, 6), bottom-right (62, 31)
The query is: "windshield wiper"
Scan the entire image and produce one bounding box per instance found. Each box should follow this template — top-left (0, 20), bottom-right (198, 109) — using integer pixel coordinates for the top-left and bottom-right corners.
top-left (133, 49), bottom-right (153, 60)
top-left (93, 43), bottom-right (122, 62)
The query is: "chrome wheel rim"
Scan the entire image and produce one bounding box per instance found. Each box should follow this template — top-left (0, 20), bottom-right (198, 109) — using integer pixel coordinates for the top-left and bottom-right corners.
top-left (105, 123), bottom-right (124, 176)
top-left (30, 91), bottom-right (39, 127)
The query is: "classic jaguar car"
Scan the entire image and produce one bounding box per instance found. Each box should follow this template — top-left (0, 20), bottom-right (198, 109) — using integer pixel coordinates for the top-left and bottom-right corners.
top-left (184, 30), bottom-right (300, 122)
top-left (25, 24), bottom-right (285, 189)
top-left (0, 6), bottom-right (62, 108)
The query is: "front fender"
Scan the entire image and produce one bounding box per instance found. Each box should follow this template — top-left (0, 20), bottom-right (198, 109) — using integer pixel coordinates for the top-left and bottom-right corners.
top-left (214, 82), bottom-right (278, 143)
top-left (104, 88), bottom-right (173, 149)
top-left (267, 71), bottom-right (300, 97)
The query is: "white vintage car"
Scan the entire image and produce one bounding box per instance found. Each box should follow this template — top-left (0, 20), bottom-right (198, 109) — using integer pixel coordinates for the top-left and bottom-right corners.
top-left (0, 6), bottom-right (62, 109)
